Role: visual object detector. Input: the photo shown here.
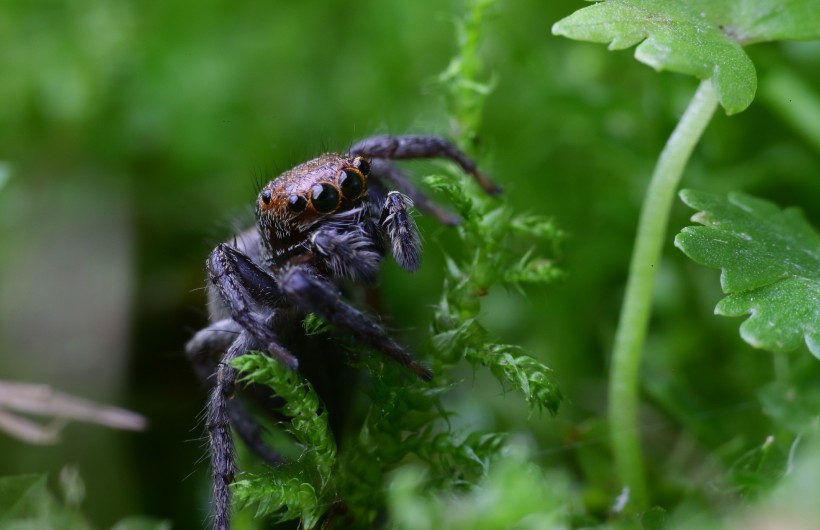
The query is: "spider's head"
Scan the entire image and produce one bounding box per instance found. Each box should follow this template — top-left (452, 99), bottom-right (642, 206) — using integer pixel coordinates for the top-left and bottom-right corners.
top-left (256, 153), bottom-right (371, 239)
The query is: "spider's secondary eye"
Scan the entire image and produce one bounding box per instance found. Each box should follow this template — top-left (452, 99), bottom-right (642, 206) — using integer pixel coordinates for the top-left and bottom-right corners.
top-left (353, 156), bottom-right (370, 176)
top-left (287, 194), bottom-right (307, 213)
top-left (261, 188), bottom-right (272, 205)
top-left (310, 183), bottom-right (340, 213)
top-left (339, 168), bottom-right (365, 199)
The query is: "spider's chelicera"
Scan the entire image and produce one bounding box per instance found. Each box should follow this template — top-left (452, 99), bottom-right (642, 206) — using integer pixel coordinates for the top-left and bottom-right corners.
top-left (185, 135), bottom-right (499, 530)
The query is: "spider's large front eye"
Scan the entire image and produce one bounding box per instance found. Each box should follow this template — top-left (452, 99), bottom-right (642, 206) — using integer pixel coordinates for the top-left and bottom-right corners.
top-left (287, 194), bottom-right (307, 213)
top-left (339, 168), bottom-right (365, 199)
top-left (353, 156), bottom-right (370, 176)
top-left (310, 183), bottom-right (340, 213)
top-left (260, 188), bottom-right (272, 205)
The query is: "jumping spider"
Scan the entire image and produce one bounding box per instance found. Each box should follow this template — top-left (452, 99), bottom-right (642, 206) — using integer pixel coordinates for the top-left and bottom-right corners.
top-left (185, 135), bottom-right (499, 530)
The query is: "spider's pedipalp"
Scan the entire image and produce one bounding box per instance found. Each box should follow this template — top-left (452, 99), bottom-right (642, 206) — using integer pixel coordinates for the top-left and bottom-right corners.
top-left (310, 225), bottom-right (382, 283)
top-left (379, 191), bottom-right (421, 272)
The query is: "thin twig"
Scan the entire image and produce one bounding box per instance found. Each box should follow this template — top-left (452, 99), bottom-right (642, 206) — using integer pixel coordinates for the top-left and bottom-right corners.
top-left (0, 380), bottom-right (147, 445)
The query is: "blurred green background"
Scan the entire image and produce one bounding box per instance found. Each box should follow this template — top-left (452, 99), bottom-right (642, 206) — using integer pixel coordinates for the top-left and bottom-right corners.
top-left (1, 0), bottom-right (819, 527)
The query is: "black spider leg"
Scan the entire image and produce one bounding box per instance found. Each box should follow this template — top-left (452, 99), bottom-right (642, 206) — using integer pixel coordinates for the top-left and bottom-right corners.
top-left (208, 243), bottom-right (298, 369)
top-left (186, 319), bottom-right (242, 383)
top-left (279, 265), bottom-right (433, 381)
top-left (349, 134), bottom-right (503, 196)
top-left (368, 159), bottom-right (461, 226)
top-left (206, 329), bottom-right (252, 530)
top-left (206, 243), bottom-right (299, 530)
top-left (186, 321), bottom-right (285, 468)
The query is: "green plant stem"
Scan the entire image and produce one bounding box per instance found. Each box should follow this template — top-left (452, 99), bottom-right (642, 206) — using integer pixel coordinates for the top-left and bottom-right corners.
top-left (609, 79), bottom-right (718, 510)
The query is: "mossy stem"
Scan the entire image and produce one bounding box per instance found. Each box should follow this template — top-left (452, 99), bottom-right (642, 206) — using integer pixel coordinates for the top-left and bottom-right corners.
top-left (609, 79), bottom-right (718, 510)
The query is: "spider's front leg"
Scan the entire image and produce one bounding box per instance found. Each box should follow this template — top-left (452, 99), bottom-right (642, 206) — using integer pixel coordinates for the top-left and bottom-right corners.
top-left (205, 243), bottom-right (298, 530)
top-left (279, 264), bottom-right (433, 381)
top-left (207, 243), bottom-right (298, 369)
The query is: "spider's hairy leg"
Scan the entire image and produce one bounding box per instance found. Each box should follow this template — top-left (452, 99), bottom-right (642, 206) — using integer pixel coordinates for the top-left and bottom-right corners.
top-left (205, 330), bottom-right (252, 530)
top-left (309, 222), bottom-right (383, 283)
top-left (186, 320), bottom-right (285, 468)
top-left (207, 243), bottom-right (298, 370)
top-left (279, 265), bottom-right (433, 381)
top-left (349, 134), bottom-right (502, 196)
top-left (379, 191), bottom-right (421, 272)
top-left (186, 319), bottom-right (243, 383)
top-left (204, 244), bottom-right (304, 530)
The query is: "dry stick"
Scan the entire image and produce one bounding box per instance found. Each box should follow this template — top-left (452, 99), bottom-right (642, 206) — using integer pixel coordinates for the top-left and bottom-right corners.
top-left (0, 380), bottom-right (147, 444)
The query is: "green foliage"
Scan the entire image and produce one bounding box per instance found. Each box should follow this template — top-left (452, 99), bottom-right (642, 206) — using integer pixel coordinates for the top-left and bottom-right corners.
top-left (758, 354), bottom-right (820, 434)
top-left (428, 0), bottom-right (564, 415)
top-left (387, 445), bottom-right (570, 530)
top-left (3, 0), bottom-right (820, 528)
top-left (437, 0), bottom-right (498, 146)
top-left (727, 436), bottom-right (789, 499)
top-left (302, 313), bottom-right (332, 337)
top-left (226, 2), bottom-right (566, 527)
top-left (222, 1), bottom-right (820, 527)
top-left (230, 353), bottom-right (334, 528)
top-left (335, 370), bottom-right (511, 525)
top-left (675, 190), bottom-right (820, 357)
top-left (229, 347), bottom-right (539, 527)
top-left (426, 174), bottom-right (564, 414)
top-left (0, 472), bottom-right (169, 530)
top-left (467, 343), bottom-right (561, 414)
top-left (553, 0), bottom-right (820, 114)
top-left (553, 0), bottom-right (820, 513)
top-left (752, 436), bottom-right (820, 522)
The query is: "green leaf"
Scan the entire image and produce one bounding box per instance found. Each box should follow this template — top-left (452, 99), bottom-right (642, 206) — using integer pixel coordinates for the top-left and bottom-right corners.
top-left (231, 352), bottom-right (336, 528)
top-left (233, 473), bottom-right (322, 529)
top-left (0, 475), bottom-right (48, 522)
top-left (302, 313), bottom-right (330, 336)
top-left (640, 506), bottom-right (668, 530)
top-left (388, 444), bottom-right (570, 530)
top-left (758, 354), bottom-right (820, 433)
top-left (232, 353), bottom-right (336, 481)
top-left (465, 344), bottom-right (563, 415)
top-left (0, 473), bottom-right (94, 530)
top-left (727, 436), bottom-right (788, 499)
top-left (714, 1), bottom-right (820, 43)
top-left (675, 190), bottom-right (820, 357)
top-left (552, 0), bottom-right (820, 114)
